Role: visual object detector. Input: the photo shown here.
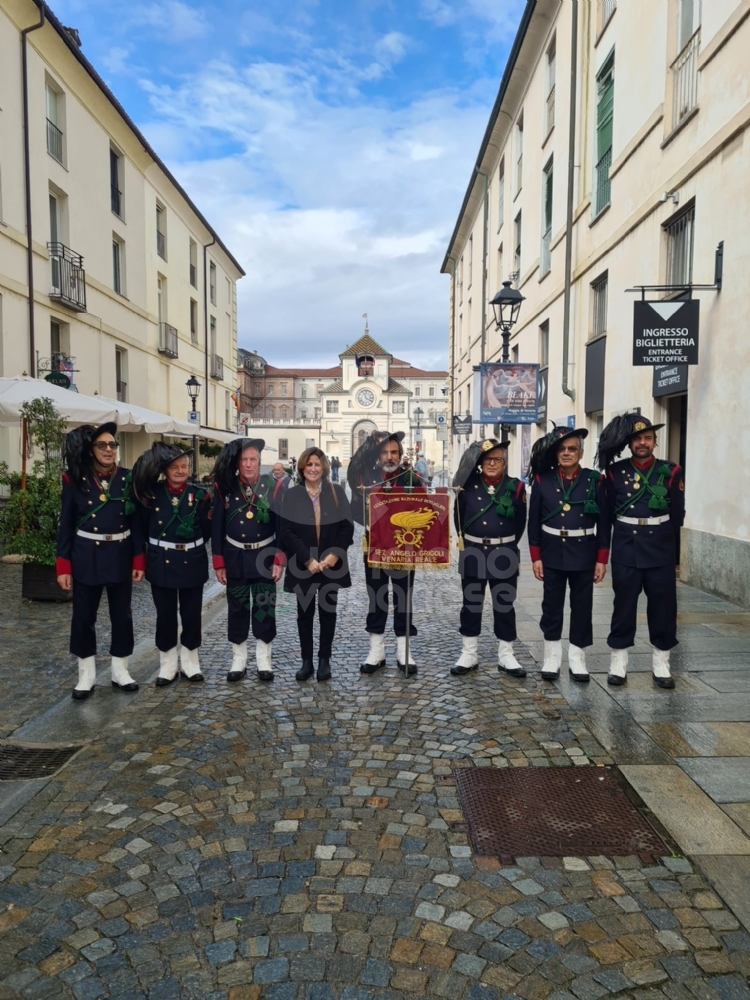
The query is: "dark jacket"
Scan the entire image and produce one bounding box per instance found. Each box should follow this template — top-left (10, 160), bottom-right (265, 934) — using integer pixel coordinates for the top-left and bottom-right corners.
top-left (604, 456), bottom-right (685, 568)
top-left (56, 466), bottom-right (145, 586)
top-left (280, 482), bottom-right (354, 593)
top-left (212, 474), bottom-right (286, 581)
top-left (138, 482), bottom-right (212, 589)
top-left (351, 467), bottom-right (423, 528)
top-left (455, 473), bottom-right (527, 580)
top-left (528, 467), bottom-right (610, 572)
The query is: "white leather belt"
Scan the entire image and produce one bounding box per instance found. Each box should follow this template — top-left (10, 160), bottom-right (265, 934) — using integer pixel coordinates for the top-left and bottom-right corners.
top-left (149, 537), bottom-right (204, 551)
top-left (464, 532), bottom-right (515, 545)
top-left (77, 529), bottom-right (130, 542)
top-left (227, 535), bottom-right (274, 551)
top-left (542, 525), bottom-right (596, 538)
top-left (617, 515), bottom-right (670, 526)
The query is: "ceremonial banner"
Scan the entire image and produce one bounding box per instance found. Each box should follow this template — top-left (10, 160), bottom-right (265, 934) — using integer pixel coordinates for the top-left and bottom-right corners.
top-left (367, 489), bottom-right (450, 570)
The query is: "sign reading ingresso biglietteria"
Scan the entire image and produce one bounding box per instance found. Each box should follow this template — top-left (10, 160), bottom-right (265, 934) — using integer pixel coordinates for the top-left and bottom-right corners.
top-left (633, 300), bottom-right (699, 366)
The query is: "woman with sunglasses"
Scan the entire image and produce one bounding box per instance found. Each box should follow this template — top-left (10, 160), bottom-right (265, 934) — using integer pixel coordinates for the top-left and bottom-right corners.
top-left (56, 423), bottom-right (145, 699)
top-left (279, 448), bottom-right (354, 682)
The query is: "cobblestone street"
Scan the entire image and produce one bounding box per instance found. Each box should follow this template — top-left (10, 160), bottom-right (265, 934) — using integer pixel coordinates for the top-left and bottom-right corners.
top-left (1, 538), bottom-right (750, 1000)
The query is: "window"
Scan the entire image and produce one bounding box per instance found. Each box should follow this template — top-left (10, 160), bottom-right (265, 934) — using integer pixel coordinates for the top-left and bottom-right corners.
top-left (110, 148), bottom-right (123, 217)
top-left (665, 205), bottom-right (695, 286)
top-left (539, 321), bottom-right (549, 370)
top-left (156, 202), bottom-right (166, 259)
top-left (326, 400), bottom-right (339, 414)
top-left (414, 386), bottom-right (421, 397)
top-left (393, 400), bottom-right (405, 414)
top-left (497, 243), bottom-right (504, 285)
top-left (278, 439), bottom-right (289, 460)
top-left (157, 275), bottom-right (165, 325)
top-left (209, 261), bottom-right (217, 305)
top-left (225, 391), bottom-right (231, 431)
top-left (591, 273), bottom-right (608, 338)
top-left (468, 234), bottom-right (473, 288)
top-left (514, 211), bottom-right (522, 274)
top-left (595, 54), bottom-right (614, 215)
top-left (190, 299), bottom-right (198, 344)
top-left (267, 384), bottom-right (274, 396)
top-left (497, 160), bottom-right (505, 231)
top-left (541, 159), bottom-right (553, 277)
top-left (673, 0), bottom-right (701, 125)
top-left (600, 0), bottom-right (617, 31)
top-left (112, 236), bottom-right (124, 295)
top-left (429, 387), bottom-right (435, 397)
top-left (458, 255), bottom-right (464, 304)
top-left (45, 82), bottom-right (64, 164)
top-left (300, 409), bottom-right (307, 419)
top-left (281, 383), bottom-right (288, 396)
top-left (209, 315), bottom-right (217, 356)
top-left (253, 405), bottom-right (261, 418)
top-left (539, 321), bottom-right (549, 422)
top-left (512, 346), bottom-right (519, 363)
top-left (51, 320), bottom-right (61, 356)
top-left (546, 38), bottom-right (556, 136)
top-left (280, 406), bottom-right (289, 420)
top-left (678, 0), bottom-right (701, 50)
top-left (115, 347), bottom-right (127, 402)
top-left (515, 113), bottom-right (524, 193)
top-left (301, 385), bottom-right (307, 398)
top-left (189, 239), bottom-right (197, 288)
top-left (266, 406), bottom-right (275, 419)
top-left (253, 383), bottom-right (262, 397)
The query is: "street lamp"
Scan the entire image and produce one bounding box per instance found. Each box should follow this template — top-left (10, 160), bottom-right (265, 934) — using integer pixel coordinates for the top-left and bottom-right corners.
top-left (186, 376), bottom-right (201, 478)
top-left (490, 280), bottom-right (526, 362)
top-left (413, 406), bottom-right (424, 454)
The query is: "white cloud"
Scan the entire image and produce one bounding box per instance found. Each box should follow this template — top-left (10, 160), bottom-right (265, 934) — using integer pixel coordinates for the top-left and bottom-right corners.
top-left (129, 0), bottom-right (209, 43)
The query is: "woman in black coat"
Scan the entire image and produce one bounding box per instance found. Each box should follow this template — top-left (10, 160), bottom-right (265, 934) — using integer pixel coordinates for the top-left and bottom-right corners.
top-left (280, 448), bottom-right (354, 682)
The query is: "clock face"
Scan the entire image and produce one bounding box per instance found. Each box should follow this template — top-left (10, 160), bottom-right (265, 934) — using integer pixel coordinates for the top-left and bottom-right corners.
top-left (357, 388), bottom-right (375, 407)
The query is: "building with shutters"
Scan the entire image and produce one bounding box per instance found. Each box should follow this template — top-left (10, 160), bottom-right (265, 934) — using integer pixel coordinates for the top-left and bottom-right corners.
top-left (442, 0), bottom-right (750, 606)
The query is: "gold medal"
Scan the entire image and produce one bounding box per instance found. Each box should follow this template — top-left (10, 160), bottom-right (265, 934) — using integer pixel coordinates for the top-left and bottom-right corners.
top-left (99, 493), bottom-right (107, 502)
top-left (246, 510), bottom-right (254, 519)
top-left (633, 483), bottom-right (640, 489)
top-left (563, 503), bottom-right (571, 512)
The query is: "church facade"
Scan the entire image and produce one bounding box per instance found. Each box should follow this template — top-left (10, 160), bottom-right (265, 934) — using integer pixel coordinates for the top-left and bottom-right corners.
top-left (238, 333), bottom-right (448, 467)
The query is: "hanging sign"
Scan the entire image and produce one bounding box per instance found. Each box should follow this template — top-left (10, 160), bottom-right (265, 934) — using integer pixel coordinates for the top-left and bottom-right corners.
top-left (633, 300), bottom-right (699, 366)
top-left (479, 363), bottom-right (540, 423)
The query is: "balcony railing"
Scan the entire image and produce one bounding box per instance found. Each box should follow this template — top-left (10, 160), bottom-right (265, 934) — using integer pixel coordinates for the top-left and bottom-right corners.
top-left (540, 227), bottom-right (552, 277)
top-left (594, 148), bottom-right (612, 215)
top-left (158, 322), bottom-right (179, 358)
top-left (602, 0), bottom-right (617, 26)
top-left (210, 354), bottom-right (224, 380)
top-left (156, 230), bottom-right (166, 259)
top-left (111, 185), bottom-right (122, 216)
top-left (189, 263), bottom-right (197, 287)
top-left (672, 29), bottom-right (700, 126)
top-left (546, 86), bottom-right (555, 135)
top-left (116, 381), bottom-right (127, 402)
top-left (46, 119), bottom-right (63, 163)
top-left (48, 242), bottom-right (87, 311)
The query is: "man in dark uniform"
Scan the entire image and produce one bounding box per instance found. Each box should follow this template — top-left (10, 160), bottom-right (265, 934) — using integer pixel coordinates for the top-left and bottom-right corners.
top-left (212, 439), bottom-right (285, 682)
top-left (132, 443), bottom-right (212, 686)
top-left (56, 423), bottom-right (145, 699)
top-left (451, 438), bottom-right (527, 677)
top-left (527, 427), bottom-right (610, 682)
top-left (597, 414), bottom-right (685, 688)
top-left (348, 431), bottom-right (422, 675)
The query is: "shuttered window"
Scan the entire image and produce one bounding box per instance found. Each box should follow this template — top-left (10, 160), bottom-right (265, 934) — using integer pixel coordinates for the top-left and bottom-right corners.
top-left (595, 53), bottom-right (614, 214)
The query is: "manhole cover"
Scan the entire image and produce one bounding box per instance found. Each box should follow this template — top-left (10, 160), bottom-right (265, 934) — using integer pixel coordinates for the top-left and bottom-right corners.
top-left (455, 766), bottom-right (668, 859)
top-left (0, 743), bottom-right (84, 781)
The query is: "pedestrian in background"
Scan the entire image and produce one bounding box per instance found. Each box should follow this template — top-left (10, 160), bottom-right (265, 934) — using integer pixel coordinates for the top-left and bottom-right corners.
top-left (280, 448), bottom-right (354, 682)
top-left (330, 455), bottom-right (341, 483)
top-left (132, 443), bottom-right (212, 687)
top-left (56, 423), bottom-right (144, 699)
top-left (527, 426), bottom-right (609, 683)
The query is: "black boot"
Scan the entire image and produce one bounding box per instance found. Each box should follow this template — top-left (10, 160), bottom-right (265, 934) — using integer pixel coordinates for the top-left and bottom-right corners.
top-left (296, 659), bottom-right (314, 682)
top-left (317, 658), bottom-right (332, 682)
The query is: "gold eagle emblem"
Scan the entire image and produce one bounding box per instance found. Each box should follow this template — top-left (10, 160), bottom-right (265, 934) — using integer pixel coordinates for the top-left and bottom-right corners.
top-left (389, 507), bottom-right (438, 549)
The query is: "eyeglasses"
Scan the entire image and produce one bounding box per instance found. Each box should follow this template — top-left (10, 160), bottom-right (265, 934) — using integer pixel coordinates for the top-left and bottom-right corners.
top-left (93, 441), bottom-right (118, 451)
top-left (558, 445), bottom-right (580, 453)
top-left (483, 456), bottom-right (505, 464)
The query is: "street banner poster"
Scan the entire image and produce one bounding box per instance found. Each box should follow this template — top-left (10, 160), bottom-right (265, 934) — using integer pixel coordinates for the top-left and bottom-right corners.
top-left (521, 424), bottom-right (531, 480)
top-left (633, 300), bottom-right (700, 366)
top-left (367, 489), bottom-right (450, 570)
top-left (479, 363), bottom-right (540, 423)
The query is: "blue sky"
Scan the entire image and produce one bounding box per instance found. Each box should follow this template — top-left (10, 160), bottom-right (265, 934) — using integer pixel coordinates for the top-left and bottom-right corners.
top-left (51, 0), bottom-right (526, 369)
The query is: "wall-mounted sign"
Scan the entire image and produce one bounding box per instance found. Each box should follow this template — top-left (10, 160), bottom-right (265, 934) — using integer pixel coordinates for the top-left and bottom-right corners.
top-left (653, 363), bottom-right (688, 397)
top-left (187, 410), bottom-right (201, 424)
top-left (478, 363), bottom-right (540, 424)
top-left (633, 300), bottom-right (699, 366)
top-left (452, 414), bottom-right (472, 436)
top-left (44, 371), bottom-right (70, 389)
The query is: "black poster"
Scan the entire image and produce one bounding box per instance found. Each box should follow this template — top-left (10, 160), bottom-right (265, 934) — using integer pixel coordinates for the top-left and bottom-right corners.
top-left (653, 364), bottom-right (688, 397)
top-left (633, 300), bottom-right (699, 366)
top-left (585, 337), bottom-right (606, 413)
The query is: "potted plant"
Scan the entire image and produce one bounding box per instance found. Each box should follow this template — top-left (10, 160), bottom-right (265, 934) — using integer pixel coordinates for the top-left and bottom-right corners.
top-left (0, 397), bottom-right (70, 601)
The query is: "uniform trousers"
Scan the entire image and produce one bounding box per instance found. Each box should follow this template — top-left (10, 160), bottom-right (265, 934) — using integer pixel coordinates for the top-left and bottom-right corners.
top-left (364, 560), bottom-right (417, 637)
top-left (540, 567), bottom-right (594, 648)
top-left (608, 562), bottom-right (678, 651)
top-left (151, 584), bottom-right (203, 652)
top-left (294, 584), bottom-right (340, 659)
top-left (459, 573), bottom-right (519, 641)
top-left (70, 578), bottom-right (134, 659)
top-left (226, 577), bottom-right (277, 645)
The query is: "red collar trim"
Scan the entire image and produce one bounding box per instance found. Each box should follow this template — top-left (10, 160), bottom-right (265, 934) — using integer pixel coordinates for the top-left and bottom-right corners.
top-left (165, 481), bottom-right (186, 495)
top-left (94, 464), bottom-right (116, 479)
top-left (482, 475), bottom-right (503, 487)
top-left (557, 465), bottom-right (581, 481)
top-left (631, 456), bottom-right (656, 470)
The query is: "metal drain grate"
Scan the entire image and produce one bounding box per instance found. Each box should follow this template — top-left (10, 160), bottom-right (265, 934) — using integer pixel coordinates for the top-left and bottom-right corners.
top-left (455, 766), bottom-right (668, 859)
top-left (0, 743), bottom-right (83, 781)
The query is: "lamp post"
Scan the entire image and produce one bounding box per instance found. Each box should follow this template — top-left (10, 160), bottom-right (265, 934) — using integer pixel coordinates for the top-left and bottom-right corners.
top-left (413, 406), bottom-right (424, 454)
top-left (490, 280), bottom-right (526, 363)
top-left (186, 375), bottom-right (200, 478)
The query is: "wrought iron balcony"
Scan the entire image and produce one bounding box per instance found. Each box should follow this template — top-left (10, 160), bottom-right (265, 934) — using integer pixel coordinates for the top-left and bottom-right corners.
top-left (116, 380), bottom-right (127, 402)
top-left (189, 263), bottom-right (197, 288)
top-left (46, 119), bottom-right (63, 163)
top-left (540, 227), bottom-right (552, 277)
top-left (210, 354), bottom-right (224, 380)
top-left (111, 185), bottom-right (122, 216)
top-left (595, 148), bottom-right (612, 216)
top-left (672, 29), bottom-right (700, 126)
top-left (158, 322), bottom-right (179, 358)
top-left (546, 85), bottom-right (555, 136)
top-left (48, 243), bottom-right (86, 312)
top-left (156, 230), bottom-right (166, 259)
top-left (602, 0), bottom-right (617, 26)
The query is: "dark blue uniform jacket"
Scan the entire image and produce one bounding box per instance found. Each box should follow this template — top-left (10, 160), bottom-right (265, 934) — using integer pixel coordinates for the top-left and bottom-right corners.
top-left (455, 474), bottom-right (527, 580)
top-left (604, 457), bottom-right (685, 568)
top-left (138, 482), bottom-right (212, 589)
top-left (212, 474), bottom-right (285, 580)
top-left (56, 467), bottom-right (144, 586)
top-left (528, 468), bottom-right (610, 572)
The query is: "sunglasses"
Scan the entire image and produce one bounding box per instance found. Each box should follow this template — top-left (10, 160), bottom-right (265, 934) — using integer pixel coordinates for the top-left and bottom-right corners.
top-left (93, 441), bottom-right (118, 451)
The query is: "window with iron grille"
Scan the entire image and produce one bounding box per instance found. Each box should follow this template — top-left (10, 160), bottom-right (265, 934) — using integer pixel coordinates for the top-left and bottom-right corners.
top-left (112, 238), bottom-right (123, 295)
top-left (539, 321), bottom-right (549, 370)
top-left (393, 400), bottom-right (405, 414)
top-left (540, 158), bottom-right (553, 277)
top-left (515, 114), bottom-right (524, 193)
top-left (209, 261), bottom-right (217, 305)
top-left (591, 273), bottom-right (608, 338)
top-left (546, 38), bottom-right (556, 136)
top-left (497, 159), bottom-right (505, 231)
top-left (190, 299), bottom-right (198, 344)
top-left (110, 149), bottom-right (123, 217)
top-left (595, 53), bottom-right (614, 215)
top-left (665, 205), bottom-right (695, 286)
top-left (156, 203), bottom-right (166, 259)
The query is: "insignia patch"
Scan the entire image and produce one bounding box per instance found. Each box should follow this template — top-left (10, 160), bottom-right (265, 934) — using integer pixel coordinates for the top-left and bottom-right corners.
top-left (633, 421), bottom-right (647, 431)
top-left (481, 440), bottom-right (500, 452)
top-left (679, 480), bottom-right (684, 491)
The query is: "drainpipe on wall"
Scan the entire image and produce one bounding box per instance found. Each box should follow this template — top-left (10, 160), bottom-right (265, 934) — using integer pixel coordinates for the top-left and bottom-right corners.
top-left (475, 167), bottom-right (490, 366)
top-left (203, 237), bottom-right (216, 426)
top-left (21, 2), bottom-right (46, 378)
top-left (562, 0), bottom-right (579, 402)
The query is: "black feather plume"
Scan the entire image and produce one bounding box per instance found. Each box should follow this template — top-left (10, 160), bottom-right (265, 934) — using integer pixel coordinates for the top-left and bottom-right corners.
top-left (346, 431), bottom-right (391, 491)
top-left (529, 429), bottom-right (562, 479)
top-left (595, 414), bottom-right (634, 469)
top-left (211, 439), bottom-right (247, 495)
top-left (132, 443), bottom-right (184, 504)
top-left (64, 425), bottom-right (96, 489)
top-left (453, 442), bottom-right (484, 489)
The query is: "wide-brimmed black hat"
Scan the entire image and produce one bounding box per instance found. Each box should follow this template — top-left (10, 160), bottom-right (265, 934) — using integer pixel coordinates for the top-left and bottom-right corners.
top-left (529, 425), bottom-right (589, 478)
top-left (242, 438), bottom-right (266, 453)
top-left (453, 438), bottom-right (510, 488)
top-left (91, 422), bottom-right (118, 441)
top-left (477, 437), bottom-right (510, 459)
top-left (131, 443), bottom-right (194, 502)
top-left (596, 413), bottom-right (665, 469)
top-left (212, 437), bottom-right (266, 494)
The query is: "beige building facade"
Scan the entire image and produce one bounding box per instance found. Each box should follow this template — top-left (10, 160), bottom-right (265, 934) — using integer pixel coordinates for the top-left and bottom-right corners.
top-left (442, 0), bottom-right (750, 605)
top-left (0, 0), bottom-right (243, 470)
